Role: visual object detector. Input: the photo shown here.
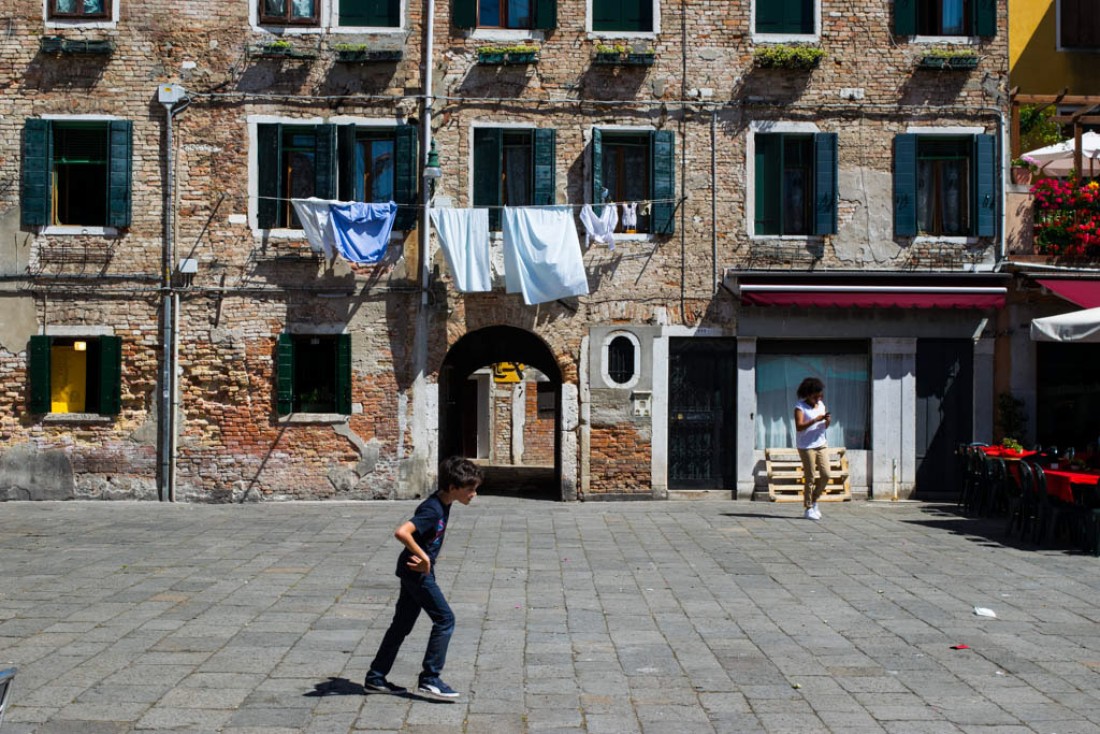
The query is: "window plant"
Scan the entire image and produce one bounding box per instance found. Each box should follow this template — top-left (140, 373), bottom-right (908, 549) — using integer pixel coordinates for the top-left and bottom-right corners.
top-left (752, 44), bottom-right (824, 70)
top-left (917, 48), bottom-right (980, 70)
top-left (477, 44), bottom-right (539, 65)
top-left (593, 43), bottom-right (654, 66)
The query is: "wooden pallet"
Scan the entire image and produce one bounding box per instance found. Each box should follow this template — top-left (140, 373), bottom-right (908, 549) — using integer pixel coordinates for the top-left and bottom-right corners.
top-left (764, 448), bottom-right (851, 502)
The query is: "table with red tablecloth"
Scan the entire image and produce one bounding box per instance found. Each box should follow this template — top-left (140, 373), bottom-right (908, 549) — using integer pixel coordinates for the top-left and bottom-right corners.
top-left (1042, 469), bottom-right (1100, 504)
top-left (979, 446), bottom-right (1038, 460)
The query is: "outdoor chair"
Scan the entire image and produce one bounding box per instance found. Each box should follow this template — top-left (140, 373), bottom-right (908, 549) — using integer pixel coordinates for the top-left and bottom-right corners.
top-left (963, 446), bottom-right (992, 516)
top-left (0, 667), bottom-right (16, 731)
top-left (1030, 464), bottom-right (1083, 548)
top-left (1004, 459), bottom-right (1030, 540)
top-left (1074, 478), bottom-right (1100, 557)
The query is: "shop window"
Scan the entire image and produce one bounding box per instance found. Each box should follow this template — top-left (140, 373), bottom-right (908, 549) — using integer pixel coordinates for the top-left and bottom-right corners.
top-left (276, 333), bottom-right (352, 415)
top-left (895, 0), bottom-right (995, 37)
top-left (592, 129), bottom-right (675, 234)
top-left (452, 0), bottom-right (556, 29)
top-left (28, 335), bottom-right (121, 415)
top-left (754, 341), bottom-right (870, 450)
top-left (894, 134), bottom-right (995, 238)
top-left (592, 0), bottom-right (652, 32)
top-left (48, 0), bottom-right (110, 20)
top-left (755, 0), bottom-right (814, 35)
top-left (753, 132), bottom-right (837, 236)
top-left (472, 128), bottom-right (556, 231)
top-left (1061, 0), bottom-right (1100, 49)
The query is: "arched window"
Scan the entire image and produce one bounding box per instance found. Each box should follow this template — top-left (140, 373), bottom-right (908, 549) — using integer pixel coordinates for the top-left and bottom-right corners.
top-left (607, 335), bottom-right (636, 385)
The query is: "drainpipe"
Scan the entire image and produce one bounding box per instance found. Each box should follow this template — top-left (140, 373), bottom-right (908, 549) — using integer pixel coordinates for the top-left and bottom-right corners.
top-left (711, 110), bottom-right (717, 294)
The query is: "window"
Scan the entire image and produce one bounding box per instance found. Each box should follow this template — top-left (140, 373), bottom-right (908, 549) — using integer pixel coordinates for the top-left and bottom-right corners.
top-left (340, 0), bottom-right (401, 26)
top-left (592, 129), bottom-right (675, 234)
top-left (754, 132), bottom-right (837, 236)
top-left (607, 336), bottom-right (636, 384)
top-left (453, 0), bottom-right (555, 29)
top-left (755, 0), bottom-right (814, 35)
top-left (259, 0), bottom-right (320, 25)
top-left (1061, 0), bottom-right (1100, 49)
top-left (256, 122), bottom-right (418, 230)
top-left (536, 381), bottom-right (555, 418)
top-left (894, 134), bottom-right (995, 238)
top-left (28, 335), bottom-right (121, 415)
top-left (754, 341), bottom-right (870, 450)
top-left (49, 0), bottom-right (109, 19)
top-left (895, 0), bottom-right (995, 37)
top-left (1037, 343), bottom-right (1100, 450)
top-left (592, 0), bottom-right (652, 32)
top-left (276, 333), bottom-right (352, 415)
top-left (21, 119), bottom-right (132, 229)
top-left (473, 128), bottom-right (556, 231)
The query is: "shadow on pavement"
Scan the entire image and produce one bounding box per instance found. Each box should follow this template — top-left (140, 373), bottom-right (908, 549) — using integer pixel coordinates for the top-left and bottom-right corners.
top-left (902, 504), bottom-right (1089, 555)
top-left (304, 677), bottom-right (460, 704)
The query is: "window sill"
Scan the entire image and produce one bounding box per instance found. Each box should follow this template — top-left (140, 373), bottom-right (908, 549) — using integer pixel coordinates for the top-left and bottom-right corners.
top-left (750, 234), bottom-right (825, 242)
top-left (911, 35), bottom-right (977, 44)
top-left (470, 29), bottom-right (544, 42)
top-left (42, 413), bottom-right (113, 424)
top-left (587, 31), bottom-right (658, 41)
top-left (278, 413), bottom-right (350, 425)
top-left (40, 225), bottom-right (119, 237)
top-left (330, 25), bottom-right (404, 34)
top-left (912, 235), bottom-right (979, 245)
top-left (751, 33), bottom-right (821, 44)
top-left (45, 19), bottom-right (117, 29)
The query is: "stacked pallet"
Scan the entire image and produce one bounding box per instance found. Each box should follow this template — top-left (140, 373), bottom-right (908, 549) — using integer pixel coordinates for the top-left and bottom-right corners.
top-left (764, 448), bottom-right (851, 502)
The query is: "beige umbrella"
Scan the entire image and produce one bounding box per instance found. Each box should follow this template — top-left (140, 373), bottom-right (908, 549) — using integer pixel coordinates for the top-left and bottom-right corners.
top-left (1022, 131), bottom-right (1100, 178)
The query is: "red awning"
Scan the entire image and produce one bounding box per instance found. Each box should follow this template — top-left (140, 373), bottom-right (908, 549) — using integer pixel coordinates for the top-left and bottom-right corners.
top-left (1037, 279), bottom-right (1100, 309)
top-left (739, 285), bottom-right (1006, 309)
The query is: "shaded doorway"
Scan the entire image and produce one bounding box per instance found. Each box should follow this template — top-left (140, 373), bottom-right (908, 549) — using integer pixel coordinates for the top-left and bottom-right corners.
top-left (916, 339), bottom-right (973, 500)
top-left (668, 338), bottom-right (737, 491)
top-left (439, 326), bottom-right (563, 500)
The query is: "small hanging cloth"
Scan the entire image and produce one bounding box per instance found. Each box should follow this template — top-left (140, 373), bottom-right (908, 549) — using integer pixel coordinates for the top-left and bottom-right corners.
top-left (329, 201), bottom-right (398, 264)
top-left (430, 208), bottom-right (492, 292)
top-left (621, 202), bottom-right (638, 231)
top-left (579, 204), bottom-right (618, 250)
top-left (502, 206), bottom-right (590, 305)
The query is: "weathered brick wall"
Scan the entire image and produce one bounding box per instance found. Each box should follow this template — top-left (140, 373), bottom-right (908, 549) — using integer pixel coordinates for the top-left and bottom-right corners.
top-left (524, 382), bottom-right (554, 466)
top-left (589, 422), bottom-right (651, 495)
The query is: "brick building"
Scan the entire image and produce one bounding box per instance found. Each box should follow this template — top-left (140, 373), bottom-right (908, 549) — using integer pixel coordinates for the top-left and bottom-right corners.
top-left (0, 0), bottom-right (1010, 501)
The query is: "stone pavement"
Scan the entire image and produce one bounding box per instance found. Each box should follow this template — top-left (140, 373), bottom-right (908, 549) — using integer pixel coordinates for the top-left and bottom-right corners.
top-left (1, 498), bottom-right (1099, 734)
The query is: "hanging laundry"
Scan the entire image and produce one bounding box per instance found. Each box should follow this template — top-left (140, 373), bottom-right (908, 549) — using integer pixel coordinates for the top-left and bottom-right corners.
top-left (579, 204), bottom-right (618, 250)
top-left (291, 197), bottom-right (340, 260)
top-left (430, 208), bottom-right (491, 292)
top-left (621, 202), bottom-right (638, 233)
top-left (502, 206), bottom-right (590, 305)
top-left (329, 201), bottom-right (398, 264)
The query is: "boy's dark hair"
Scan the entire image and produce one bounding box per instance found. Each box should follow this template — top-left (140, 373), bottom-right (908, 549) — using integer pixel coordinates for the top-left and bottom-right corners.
top-left (439, 456), bottom-right (483, 491)
top-left (796, 376), bottom-right (824, 400)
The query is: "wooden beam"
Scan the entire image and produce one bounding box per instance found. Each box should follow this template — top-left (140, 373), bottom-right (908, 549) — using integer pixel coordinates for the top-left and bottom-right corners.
top-left (1050, 116), bottom-right (1100, 124)
top-left (1012, 93), bottom-right (1100, 106)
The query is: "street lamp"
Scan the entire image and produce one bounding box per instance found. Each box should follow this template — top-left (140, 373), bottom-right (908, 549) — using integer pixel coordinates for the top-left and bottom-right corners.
top-left (423, 140), bottom-right (442, 197)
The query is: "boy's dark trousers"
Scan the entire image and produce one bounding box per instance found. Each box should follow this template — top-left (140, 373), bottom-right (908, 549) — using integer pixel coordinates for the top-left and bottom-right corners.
top-left (370, 573), bottom-right (455, 679)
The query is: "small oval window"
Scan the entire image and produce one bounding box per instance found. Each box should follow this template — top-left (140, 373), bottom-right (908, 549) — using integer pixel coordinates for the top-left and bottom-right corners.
top-left (607, 336), bottom-right (635, 385)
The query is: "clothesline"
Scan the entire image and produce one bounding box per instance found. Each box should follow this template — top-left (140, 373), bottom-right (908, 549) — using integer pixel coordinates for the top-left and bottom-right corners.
top-left (255, 194), bottom-right (683, 209)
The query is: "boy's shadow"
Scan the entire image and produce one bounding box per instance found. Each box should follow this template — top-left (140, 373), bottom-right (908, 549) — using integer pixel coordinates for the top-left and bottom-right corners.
top-left (304, 677), bottom-right (454, 703)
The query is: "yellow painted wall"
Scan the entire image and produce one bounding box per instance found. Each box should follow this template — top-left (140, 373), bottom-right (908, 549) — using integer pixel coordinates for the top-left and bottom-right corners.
top-left (51, 345), bottom-right (86, 413)
top-left (1011, 0), bottom-right (1100, 95)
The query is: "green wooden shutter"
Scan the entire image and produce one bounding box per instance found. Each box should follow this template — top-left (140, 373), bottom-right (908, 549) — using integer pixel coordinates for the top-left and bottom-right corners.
top-left (754, 134), bottom-right (782, 235)
top-left (28, 335), bottom-right (51, 414)
top-left (532, 128), bottom-right (556, 205)
top-left (650, 130), bottom-right (675, 235)
top-left (335, 333), bottom-right (352, 415)
top-left (756, 1), bottom-right (783, 33)
top-left (623, 0), bottom-right (652, 32)
top-left (592, 0), bottom-right (619, 30)
top-left (341, 0), bottom-right (399, 26)
top-left (474, 128), bottom-right (503, 231)
top-left (534, 0), bottom-right (557, 29)
top-left (22, 119), bottom-right (51, 228)
top-left (453, 0), bottom-right (476, 28)
top-left (973, 134), bottom-right (996, 237)
top-left (974, 0), bottom-right (996, 37)
top-left (314, 125), bottom-right (337, 200)
top-left (591, 127), bottom-right (604, 216)
top-left (107, 120), bottom-right (133, 228)
top-left (894, 134), bottom-right (918, 237)
top-left (338, 124), bottom-right (357, 200)
top-left (276, 333), bottom-right (294, 416)
top-left (813, 133), bottom-right (838, 236)
top-left (894, 0), bottom-right (916, 35)
top-left (98, 335), bottom-right (122, 416)
top-left (257, 123), bottom-right (282, 229)
top-left (394, 124), bottom-right (419, 230)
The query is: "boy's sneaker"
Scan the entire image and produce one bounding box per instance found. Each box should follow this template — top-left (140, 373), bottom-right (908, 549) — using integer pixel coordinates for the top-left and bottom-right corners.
top-left (809, 504), bottom-right (822, 521)
top-left (804, 506), bottom-right (820, 521)
top-left (417, 676), bottom-right (461, 700)
top-left (364, 672), bottom-right (407, 694)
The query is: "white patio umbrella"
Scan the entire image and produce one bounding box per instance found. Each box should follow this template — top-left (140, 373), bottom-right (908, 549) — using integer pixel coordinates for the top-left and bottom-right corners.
top-left (1021, 131), bottom-right (1100, 178)
top-left (1030, 307), bottom-right (1100, 342)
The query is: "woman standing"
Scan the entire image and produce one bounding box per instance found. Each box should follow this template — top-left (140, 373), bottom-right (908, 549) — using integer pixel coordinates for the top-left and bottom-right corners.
top-left (794, 377), bottom-right (832, 521)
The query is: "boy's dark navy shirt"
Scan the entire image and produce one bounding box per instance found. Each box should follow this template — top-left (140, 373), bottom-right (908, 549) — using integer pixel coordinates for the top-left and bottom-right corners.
top-left (396, 492), bottom-right (450, 579)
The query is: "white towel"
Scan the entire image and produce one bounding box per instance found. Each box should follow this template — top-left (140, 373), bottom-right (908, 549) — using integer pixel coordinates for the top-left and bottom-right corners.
top-left (579, 204), bottom-right (618, 250)
top-left (291, 198), bottom-right (339, 260)
top-left (502, 206), bottom-right (590, 305)
top-left (430, 208), bottom-right (491, 292)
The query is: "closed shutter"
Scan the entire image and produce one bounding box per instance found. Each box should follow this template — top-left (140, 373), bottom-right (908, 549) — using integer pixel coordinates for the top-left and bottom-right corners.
top-left (453, 0), bottom-right (477, 28)
top-left (591, 127), bottom-right (604, 216)
top-left (623, 0), bottom-right (652, 32)
top-left (973, 134), bottom-right (996, 238)
top-left (338, 124), bottom-right (357, 200)
top-left (650, 130), bottom-right (675, 235)
top-left (756, 1), bottom-right (784, 33)
top-left (340, 0), bottom-right (399, 26)
top-left (474, 128), bottom-right (503, 231)
top-left (593, 0), bottom-right (632, 32)
top-left (974, 0), bottom-right (996, 37)
top-left (757, 0), bottom-right (812, 34)
top-left (335, 333), bottom-right (352, 416)
top-left (894, 0), bottom-right (916, 36)
top-left (894, 134), bottom-right (918, 237)
top-left (394, 124), bottom-right (419, 230)
top-left (813, 133), bottom-right (838, 236)
top-left (21, 119), bottom-right (51, 228)
top-left (276, 333), bottom-right (294, 416)
top-left (98, 335), bottom-right (122, 416)
top-left (257, 124), bottom-right (282, 229)
top-left (107, 120), bottom-right (133, 228)
top-left (532, 128), bottom-right (556, 205)
top-left (1060, 0), bottom-right (1098, 47)
top-left (534, 0), bottom-right (557, 29)
top-left (754, 134), bottom-right (782, 235)
top-left (314, 124), bottom-right (338, 200)
top-left (28, 335), bottom-right (51, 414)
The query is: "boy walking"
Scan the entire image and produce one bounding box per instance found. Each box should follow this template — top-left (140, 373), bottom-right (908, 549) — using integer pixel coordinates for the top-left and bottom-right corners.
top-left (364, 456), bottom-right (483, 701)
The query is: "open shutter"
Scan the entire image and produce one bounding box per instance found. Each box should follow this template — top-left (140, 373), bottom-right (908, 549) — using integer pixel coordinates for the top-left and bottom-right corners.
top-left (394, 124), bottom-right (419, 230)
top-left (974, 0), bottom-right (996, 37)
top-left (107, 120), bottom-right (133, 228)
top-left (314, 124), bottom-right (337, 200)
top-left (257, 124), bottom-right (282, 229)
top-left (22, 119), bottom-right (51, 228)
top-left (534, 0), bottom-right (557, 29)
top-left (474, 128), bottom-right (503, 231)
top-left (98, 335), bottom-right (122, 416)
top-left (894, 134), bottom-right (918, 237)
top-left (973, 134), bottom-right (996, 238)
top-left (28, 335), bottom-right (51, 414)
top-left (650, 130), bottom-right (675, 235)
top-left (894, 0), bottom-right (916, 35)
top-left (813, 133), bottom-right (838, 236)
top-left (453, 0), bottom-right (477, 28)
top-left (754, 134), bottom-right (781, 235)
top-left (335, 333), bottom-right (352, 415)
top-left (591, 127), bottom-right (604, 215)
top-left (338, 124), bottom-right (357, 200)
top-left (532, 128), bottom-right (556, 205)
top-left (276, 333), bottom-right (294, 416)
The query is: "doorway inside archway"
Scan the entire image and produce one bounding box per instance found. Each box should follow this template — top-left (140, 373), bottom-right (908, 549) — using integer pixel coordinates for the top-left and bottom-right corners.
top-left (439, 326), bottom-right (563, 500)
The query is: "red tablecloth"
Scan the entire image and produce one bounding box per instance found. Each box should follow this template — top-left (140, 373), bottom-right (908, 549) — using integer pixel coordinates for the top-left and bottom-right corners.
top-left (1043, 469), bottom-right (1100, 503)
top-left (980, 446), bottom-right (1038, 459)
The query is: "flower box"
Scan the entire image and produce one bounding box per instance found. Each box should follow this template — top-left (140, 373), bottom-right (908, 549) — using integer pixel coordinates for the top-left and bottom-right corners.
top-left (753, 45), bottom-right (824, 70)
top-left (918, 54), bottom-right (979, 70)
top-left (40, 36), bottom-right (114, 55)
top-left (625, 52), bottom-right (655, 66)
top-left (477, 47), bottom-right (539, 65)
top-left (593, 51), bottom-right (622, 65)
top-left (252, 43), bottom-right (317, 60)
top-left (335, 48), bottom-right (402, 63)
top-left (593, 46), bottom-right (655, 66)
